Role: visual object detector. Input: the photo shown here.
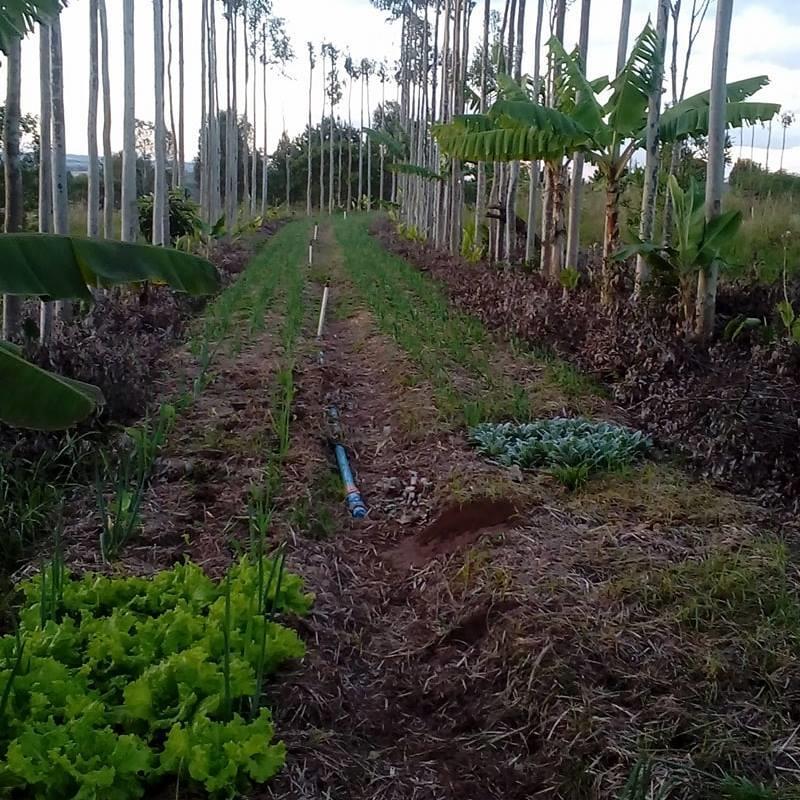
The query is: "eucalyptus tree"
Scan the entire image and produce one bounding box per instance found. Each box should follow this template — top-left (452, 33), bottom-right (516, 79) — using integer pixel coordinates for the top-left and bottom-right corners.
top-left (38, 21), bottom-right (53, 341)
top-left (51, 13), bottom-right (70, 319)
top-left (177, 0), bottom-right (185, 187)
top-left (662, 0), bottom-right (712, 241)
top-left (780, 112), bottom-right (795, 172)
top-left (307, 42), bottom-right (316, 215)
top-left (696, 0), bottom-right (733, 340)
top-left (166, 0), bottom-right (178, 187)
top-left (326, 44), bottom-right (342, 214)
top-left (363, 57), bottom-right (374, 209)
top-left (358, 56), bottom-right (368, 204)
top-left (345, 54), bottom-right (358, 210)
top-left (634, 0), bottom-right (669, 294)
top-left (3, 34), bottom-right (23, 340)
top-left (98, 0), bottom-right (113, 238)
top-left (224, 1), bottom-right (240, 228)
top-left (378, 60), bottom-right (388, 204)
top-left (525, 0), bottom-right (544, 263)
top-left (319, 42), bottom-right (327, 211)
top-left (87, 0), bottom-right (100, 239)
top-left (564, 0), bottom-right (591, 272)
top-left (121, 0), bottom-right (138, 243)
top-left (153, 0), bottom-right (168, 246)
top-left (474, 0), bottom-right (490, 252)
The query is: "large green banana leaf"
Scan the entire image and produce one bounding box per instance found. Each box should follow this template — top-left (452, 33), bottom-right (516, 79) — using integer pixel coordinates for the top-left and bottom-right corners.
top-left (660, 99), bottom-right (780, 143)
top-left (0, 342), bottom-right (104, 430)
top-left (0, 0), bottom-right (65, 53)
top-left (0, 234), bottom-right (219, 299)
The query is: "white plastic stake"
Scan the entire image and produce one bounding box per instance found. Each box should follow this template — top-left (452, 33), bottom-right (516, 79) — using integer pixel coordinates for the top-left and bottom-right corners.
top-left (313, 224), bottom-right (319, 241)
top-left (316, 285), bottom-right (330, 339)
top-left (344, 211), bottom-right (348, 220)
top-left (308, 244), bottom-right (313, 266)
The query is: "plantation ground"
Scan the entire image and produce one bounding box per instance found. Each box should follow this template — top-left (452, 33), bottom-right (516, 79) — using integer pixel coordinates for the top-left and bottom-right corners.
top-left (32, 216), bottom-right (800, 798)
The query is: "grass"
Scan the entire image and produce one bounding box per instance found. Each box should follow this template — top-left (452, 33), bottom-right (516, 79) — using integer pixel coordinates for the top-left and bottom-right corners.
top-left (334, 215), bottom-right (550, 426)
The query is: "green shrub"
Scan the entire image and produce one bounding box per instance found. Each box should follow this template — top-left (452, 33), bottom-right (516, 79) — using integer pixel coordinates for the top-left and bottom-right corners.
top-left (138, 189), bottom-right (203, 245)
top-left (470, 418), bottom-right (651, 486)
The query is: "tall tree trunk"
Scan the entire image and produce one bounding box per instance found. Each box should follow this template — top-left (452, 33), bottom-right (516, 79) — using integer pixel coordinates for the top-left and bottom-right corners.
top-left (474, 0), bottom-right (490, 252)
top-left (177, 0), bottom-right (185, 187)
top-left (565, 0), bottom-right (591, 271)
top-left (121, 0), bottom-right (138, 243)
top-left (695, 0), bottom-right (732, 340)
top-left (346, 62), bottom-right (353, 210)
top-left (526, 0), bottom-right (545, 264)
top-left (320, 47), bottom-right (326, 212)
top-left (307, 44), bottom-right (314, 215)
top-left (167, 0), bottom-right (179, 189)
top-left (241, 9), bottom-right (250, 212)
top-left (98, 0), bottom-right (113, 239)
top-left (261, 30), bottom-right (268, 215)
top-left (616, 0), bottom-right (632, 71)
top-left (209, 3), bottom-right (221, 222)
top-left (38, 23), bottom-right (54, 342)
top-left (504, 0), bottom-right (525, 262)
top-left (87, 0), bottom-right (100, 239)
top-left (634, 0), bottom-right (669, 294)
top-left (200, 0), bottom-right (209, 218)
top-left (3, 36), bottom-right (23, 341)
top-left (153, 0), bottom-right (168, 246)
top-left (358, 63), bottom-right (364, 205)
top-left (250, 43), bottom-right (258, 216)
top-left (366, 70), bottom-right (372, 210)
top-left (765, 119), bottom-right (772, 171)
top-left (51, 16), bottom-right (71, 321)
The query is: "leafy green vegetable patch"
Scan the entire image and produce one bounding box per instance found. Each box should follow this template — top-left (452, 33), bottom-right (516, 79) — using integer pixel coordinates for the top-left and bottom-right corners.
top-left (470, 418), bottom-right (651, 487)
top-left (0, 557), bottom-right (312, 799)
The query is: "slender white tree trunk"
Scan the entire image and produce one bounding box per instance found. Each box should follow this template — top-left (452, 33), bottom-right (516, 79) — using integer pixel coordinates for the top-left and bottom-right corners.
top-left (366, 69), bottom-right (372, 210)
top-left (358, 64), bottom-right (364, 205)
top-left (250, 45), bottom-right (258, 216)
top-left (565, 0), bottom-right (591, 270)
top-left (87, 0), bottom-right (100, 239)
top-left (200, 0), bottom-right (209, 218)
top-left (38, 24), bottom-right (54, 343)
top-left (121, 0), bottom-right (138, 243)
top-left (634, 0), bottom-right (670, 294)
top-left (526, 0), bottom-right (545, 264)
top-left (177, 0), bottom-right (185, 187)
top-left (153, 0), bottom-right (168, 246)
top-left (167, 0), bottom-right (178, 188)
top-left (319, 47), bottom-right (326, 212)
top-left (98, 0), bottom-right (113, 239)
top-left (475, 0), bottom-right (490, 252)
top-left (261, 31), bottom-right (268, 216)
top-left (307, 44), bottom-right (314, 215)
top-left (51, 16), bottom-right (71, 321)
top-left (617, 0), bottom-right (632, 71)
top-left (3, 36), bottom-right (23, 340)
top-left (696, 0), bottom-right (733, 340)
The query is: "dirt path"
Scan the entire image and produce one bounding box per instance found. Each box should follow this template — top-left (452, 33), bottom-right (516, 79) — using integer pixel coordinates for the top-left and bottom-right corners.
top-left (257, 219), bottom-right (799, 800)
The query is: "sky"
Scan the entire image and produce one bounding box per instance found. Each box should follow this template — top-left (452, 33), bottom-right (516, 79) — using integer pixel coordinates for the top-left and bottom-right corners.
top-left (3, 0), bottom-right (799, 172)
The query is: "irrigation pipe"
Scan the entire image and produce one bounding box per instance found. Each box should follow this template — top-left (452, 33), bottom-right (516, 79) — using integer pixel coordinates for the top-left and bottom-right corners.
top-left (316, 285), bottom-right (330, 339)
top-left (328, 405), bottom-right (368, 519)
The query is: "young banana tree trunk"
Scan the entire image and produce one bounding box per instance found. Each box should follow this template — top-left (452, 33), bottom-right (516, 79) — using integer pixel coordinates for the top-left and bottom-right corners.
top-left (634, 0), bottom-right (669, 295)
top-left (38, 24), bottom-right (54, 342)
top-left (121, 0), bottom-right (138, 243)
top-left (695, 0), bottom-right (733, 340)
top-left (153, 0), bottom-right (168, 247)
top-left (601, 171), bottom-right (622, 306)
top-left (87, 0), bottom-right (100, 239)
top-left (51, 15), bottom-right (71, 321)
top-left (98, 0), bottom-right (113, 239)
top-left (2, 36), bottom-right (23, 340)
top-left (564, 0), bottom-right (591, 270)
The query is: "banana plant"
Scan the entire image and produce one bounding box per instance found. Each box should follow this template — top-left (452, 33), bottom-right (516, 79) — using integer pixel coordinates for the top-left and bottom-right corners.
top-left (433, 22), bottom-right (779, 306)
top-left (616, 176), bottom-right (743, 327)
top-left (0, 235), bottom-right (220, 430)
top-left (0, 0), bottom-right (65, 53)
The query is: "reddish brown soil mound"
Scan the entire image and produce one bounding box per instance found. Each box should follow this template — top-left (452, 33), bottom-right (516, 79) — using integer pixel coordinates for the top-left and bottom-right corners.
top-left (391, 498), bottom-right (519, 568)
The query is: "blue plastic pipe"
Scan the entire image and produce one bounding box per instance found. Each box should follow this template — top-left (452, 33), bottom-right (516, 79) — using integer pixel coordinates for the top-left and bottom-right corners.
top-left (334, 443), bottom-right (367, 519)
